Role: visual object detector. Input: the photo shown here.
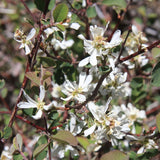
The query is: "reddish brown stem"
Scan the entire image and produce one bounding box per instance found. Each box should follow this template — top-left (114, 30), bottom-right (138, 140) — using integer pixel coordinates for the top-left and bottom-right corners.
top-left (119, 40), bottom-right (160, 64)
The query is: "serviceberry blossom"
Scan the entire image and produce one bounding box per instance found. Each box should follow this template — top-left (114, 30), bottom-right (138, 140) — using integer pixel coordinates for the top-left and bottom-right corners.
top-left (17, 85), bottom-right (53, 119)
top-left (137, 139), bottom-right (159, 154)
top-left (84, 98), bottom-right (131, 146)
top-left (100, 70), bottom-right (129, 97)
top-left (61, 72), bottom-right (93, 102)
top-left (124, 25), bottom-right (148, 67)
top-left (14, 28), bottom-right (36, 55)
top-left (78, 23), bottom-right (122, 67)
top-left (121, 103), bottom-right (146, 134)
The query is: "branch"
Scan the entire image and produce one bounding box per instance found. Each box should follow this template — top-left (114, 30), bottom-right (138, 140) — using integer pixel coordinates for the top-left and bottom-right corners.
top-left (119, 40), bottom-right (160, 64)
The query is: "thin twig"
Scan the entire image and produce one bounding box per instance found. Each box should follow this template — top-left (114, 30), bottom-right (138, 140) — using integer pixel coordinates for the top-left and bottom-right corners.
top-left (115, 25), bottom-right (132, 67)
top-left (119, 39), bottom-right (160, 64)
top-left (20, 0), bottom-right (37, 22)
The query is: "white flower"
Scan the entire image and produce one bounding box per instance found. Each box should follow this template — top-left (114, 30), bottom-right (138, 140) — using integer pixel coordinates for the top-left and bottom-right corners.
top-left (14, 28), bottom-right (36, 55)
top-left (121, 103), bottom-right (146, 123)
top-left (51, 82), bottom-right (63, 98)
top-left (137, 139), bottom-right (159, 154)
top-left (100, 70), bottom-right (128, 97)
top-left (78, 23), bottom-right (122, 67)
top-left (84, 98), bottom-right (131, 146)
top-left (61, 72), bottom-right (93, 102)
top-left (17, 85), bottom-right (53, 119)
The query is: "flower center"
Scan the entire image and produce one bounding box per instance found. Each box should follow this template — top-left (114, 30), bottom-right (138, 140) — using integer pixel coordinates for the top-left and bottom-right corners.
top-left (37, 101), bottom-right (45, 110)
top-left (72, 87), bottom-right (83, 97)
top-left (93, 36), bottom-right (105, 49)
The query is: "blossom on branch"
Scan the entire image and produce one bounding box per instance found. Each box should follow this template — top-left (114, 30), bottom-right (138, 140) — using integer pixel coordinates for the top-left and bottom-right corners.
top-left (17, 85), bottom-right (53, 119)
top-left (14, 28), bottom-right (36, 55)
top-left (61, 72), bottom-right (93, 102)
top-left (78, 23), bottom-right (122, 67)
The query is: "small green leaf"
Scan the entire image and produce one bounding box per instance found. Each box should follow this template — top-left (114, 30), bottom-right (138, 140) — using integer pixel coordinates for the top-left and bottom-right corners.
top-left (13, 154), bottom-right (23, 160)
top-left (130, 77), bottom-right (143, 89)
top-left (48, 0), bottom-right (56, 10)
top-left (102, 0), bottom-right (127, 9)
top-left (34, 136), bottom-right (48, 160)
top-left (1, 88), bottom-right (8, 98)
top-left (56, 24), bottom-right (65, 31)
top-left (3, 127), bottom-right (12, 139)
top-left (25, 72), bottom-right (40, 86)
top-left (34, 0), bottom-right (46, 13)
top-left (13, 134), bottom-right (23, 151)
top-left (156, 112), bottom-right (160, 132)
top-left (100, 150), bottom-right (128, 160)
top-left (53, 3), bottom-right (68, 22)
top-left (38, 57), bottom-right (56, 68)
top-left (77, 136), bottom-right (90, 150)
top-left (152, 48), bottom-right (160, 58)
top-left (33, 143), bottom-right (50, 158)
top-left (48, 111), bottom-right (59, 120)
top-left (151, 62), bottom-right (160, 87)
top-left (0, 79), bottom-right (5, 89)
top-left (86, 6), bottom-right (97, 18)
top-left (52, 130), bottom-right (78, 146)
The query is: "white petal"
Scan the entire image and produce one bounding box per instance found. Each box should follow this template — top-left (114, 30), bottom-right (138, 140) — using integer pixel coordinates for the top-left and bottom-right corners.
top-left (78, 57), bottom-right (90, 67)
top-left (61, 96), bottom-right (72, 101)
top-left (22, 89), bottom-right (37, 104)
top-left (39, 85), bottom-right (45, 101)
top-left (76, 94), bottom-right (86, 102)
top-left (90, 51), bottom-right (97, 66)
top-left (83, 74), bottom-right (92, 88)
top-left (104, 97), bottom-right (112, 113)
top-left (43, 103), bottom-right (53, 111)
top-left (25, 44), bottom-right (31, 55)
top-left (32, 110), bottom-right (43, 119)
top-left (17, 102), bottom-right (37, 108)
top-left (132, 25), bottom-right (139, 35)
top-left (110, 30), bottom-right (121, 44)
top-left (70, 114), bottom-right (76, 133)
top-left (70, 23), bottom-right (80, 30)
top-left (84, 124), bottom-right (96, 137)
top-left (78, 34), bottom-right (85, 40)
top-left (78, 72), bottom-right (86, 88)
top-left (26, 28), bottom-right (36, 40)
top-left (137, 146), bottom-right (144, 154)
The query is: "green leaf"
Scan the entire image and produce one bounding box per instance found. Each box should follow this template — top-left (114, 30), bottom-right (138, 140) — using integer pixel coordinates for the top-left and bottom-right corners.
top-left (34, 0), bottom-right (46, 13)
top-left (25, 71), bottom-right (40, 86)
top-left (3, 127), bottom-right (12, 139)
top-left (130, 77), bottom-right (143, 89)
top-left (151, 61), bottom-right (160, 87)
top-left (156, 112), bottom-right (160, 132)
top-left (53, 3), bottom-right (68, 22)
top-left (38, 57), bottom-right (56, 68)
top-left (86, 6), bottom-right (97, 18)
top-left (102, 0), bottom-right (127, 9)
top-left (52, 130), bottom-right (78, 146)
top-left (1, 88), bottom-right (8, 98)
top-left (56, 24), bottom-right (65, 31)
top-left (34, 136), bottom-right (48, 160)
top-left (13, 134), bottom-right (23, 151)
top-left (48, 0), bottom-right (56, 10)
top-left (13, 154), bottom-right (23, 160)
top-left (100, 150), bottom-right (128, 160)
top-left (77, 136), bottom-right (90, 150)
top-left (33, 143), bottom-right (50, 158)
top-left (0, 79), bottom-right (5, 89)
top-left (48, 111), bottom-right (59, 120)
top-left (152, 48), bottom-right (160, 58)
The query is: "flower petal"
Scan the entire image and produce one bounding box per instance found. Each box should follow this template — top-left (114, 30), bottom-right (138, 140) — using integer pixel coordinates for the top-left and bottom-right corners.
top-left (84, 124), bottom-right (96, 137)
top-left (22, 89), bottom-right (37, 104)
top-left (17, 102), bottom-right (37, 108)
top-left (78, 57), bottom-right (90, 67)
top-left (26, 28), bottom-right (36, 41)
top-left (39, 85), bottom-right (45, 101)
top-left (32, 110), bottom-right (43, 119)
